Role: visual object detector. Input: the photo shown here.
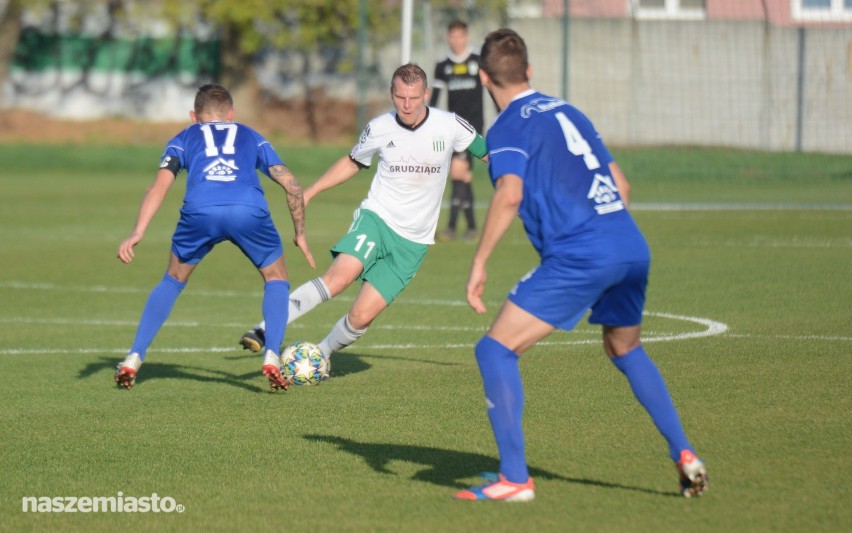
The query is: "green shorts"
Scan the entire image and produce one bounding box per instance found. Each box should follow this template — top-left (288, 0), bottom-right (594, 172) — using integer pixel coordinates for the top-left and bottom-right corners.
top-left (331, 209), bottom-right (428, 305)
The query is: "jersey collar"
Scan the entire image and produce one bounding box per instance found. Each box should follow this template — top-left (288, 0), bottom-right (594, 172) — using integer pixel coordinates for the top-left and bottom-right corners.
top-left (510, 88), bottom-right (536, 104)
top-left (448, 48), bottom-right (474, 63)
top-left (395, 107), bottom-right (430, 131)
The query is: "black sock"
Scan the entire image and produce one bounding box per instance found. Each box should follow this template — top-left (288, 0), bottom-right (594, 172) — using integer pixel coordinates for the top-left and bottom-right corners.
top-left (448, 180), bottom-right (464, 230)
top-left (462, 182), bottom-right (476, 230)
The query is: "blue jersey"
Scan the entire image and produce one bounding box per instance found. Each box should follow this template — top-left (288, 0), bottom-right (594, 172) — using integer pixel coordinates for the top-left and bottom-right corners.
top-left (160, 121), bottom-right (284, 212)
top-left (487, 90), bottom-right (647, 263)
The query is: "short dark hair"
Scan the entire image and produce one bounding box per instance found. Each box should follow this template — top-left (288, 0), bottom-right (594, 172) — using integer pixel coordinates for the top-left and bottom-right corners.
top-left (447, 19), bottom-right (468, 32)
top-left (391, 63), bottom-right (428, 91)
top-left (194, 84), bottom-right (233, 115)
top-left (480, 28), bottom-right (529, 88)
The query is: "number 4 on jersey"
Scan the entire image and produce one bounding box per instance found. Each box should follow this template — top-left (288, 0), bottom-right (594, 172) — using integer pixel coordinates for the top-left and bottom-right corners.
top-left (555, 112), bottom-right (600, 170)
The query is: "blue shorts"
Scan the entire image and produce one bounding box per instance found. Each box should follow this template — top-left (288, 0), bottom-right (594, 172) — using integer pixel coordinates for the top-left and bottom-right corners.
top-left (171, 205), bottom-right (283, 268)
top-left (508, 257), bottom-right (648, 330)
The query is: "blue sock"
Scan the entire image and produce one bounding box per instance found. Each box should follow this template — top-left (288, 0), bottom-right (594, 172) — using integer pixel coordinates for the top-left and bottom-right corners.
top-left (262, 280), bottom-right (290, 356)
top-left (130, 274), bottom-right (186, 361)
top-left (475, 336), bottom-right (529, 484)
top-left (611, 345), bottom-right (693, 462)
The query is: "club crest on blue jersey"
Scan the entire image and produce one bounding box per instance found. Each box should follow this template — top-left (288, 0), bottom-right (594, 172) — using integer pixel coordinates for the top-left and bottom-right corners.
top-left (587, 173), bottom-right (624, 214)
top-left (203, 158), bottom-right (239, 181)
top-left (520, 97), bottom-right (567, 118)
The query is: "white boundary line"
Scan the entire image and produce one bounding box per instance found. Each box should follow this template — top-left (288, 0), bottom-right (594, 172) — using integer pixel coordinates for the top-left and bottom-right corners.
top-left (0, 280), bottom-right (465, 304)
top-left (0, 316), bottom-right (701, 336)
top-left (3, 330), bottom-right (849, 356)
top-left (1, 280), bottom-right (846, 356)
top-left (447, 201), bottom-right (852, 211)
top-left (631, 202), bottom-right (852, 211)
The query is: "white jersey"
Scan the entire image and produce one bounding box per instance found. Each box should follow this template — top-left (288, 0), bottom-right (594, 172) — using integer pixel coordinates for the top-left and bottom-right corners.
top-left (349, 107), bottom-right (476, 244)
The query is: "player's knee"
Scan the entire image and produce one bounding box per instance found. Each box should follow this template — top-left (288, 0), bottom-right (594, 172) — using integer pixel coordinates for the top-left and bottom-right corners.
top-left (166, 269), bottom-right (191, 284)
top-left (346, 309), bottom-right (374, 330)
top-left (322, 277), bottom-right (350, 297)
top-left (603, 337), bottom-right (641, 357)
top-left (322, 267), bottom-right (359, 296)
top-left (602, 325), bottom-right (641, 356)
top-left (475, 336), bottom-right (511, 362)
top-left (259, 259), bottom-right (287, 281)
top-left (324, 256), bottom-right (362, 296)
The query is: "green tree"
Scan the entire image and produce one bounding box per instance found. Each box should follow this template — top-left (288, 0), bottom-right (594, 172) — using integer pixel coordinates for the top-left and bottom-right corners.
top-left (1, 0), bottom-right (509, 134)
top-left (0, 2), bottom-right (21, 102)
top-left (157, 0), bottom-right (401, 139)
top-left (0, 0), bottom-right (47, 106)
top-left (429, 0), bottom-right (509, 23)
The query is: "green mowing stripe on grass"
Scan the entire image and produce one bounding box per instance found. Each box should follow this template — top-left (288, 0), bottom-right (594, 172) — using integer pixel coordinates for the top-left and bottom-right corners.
top-left (0, 143), bottom-right (348, 178)
top-left (3, 143), bottom-right (849, 206)
top-left (611, 147), bottom-right (852, 204)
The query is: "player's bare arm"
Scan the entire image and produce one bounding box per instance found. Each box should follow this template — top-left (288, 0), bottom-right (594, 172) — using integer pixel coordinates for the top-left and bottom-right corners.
top-left (609, 162), bottom-right (630, 207)
top-left (270, 164), bottom-right (316, 269)
top-left (270, 164), bottom-right (306, 235)
top-left (304, 155), bottom-right (361, 203)
top-left (467, 173), bottom-right (524, 313)
top-left (117, 168), bottom-right (176, 264)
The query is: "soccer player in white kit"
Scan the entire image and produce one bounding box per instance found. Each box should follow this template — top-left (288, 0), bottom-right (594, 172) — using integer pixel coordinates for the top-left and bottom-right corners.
top-left (239, 63), bottom-right (487, 361)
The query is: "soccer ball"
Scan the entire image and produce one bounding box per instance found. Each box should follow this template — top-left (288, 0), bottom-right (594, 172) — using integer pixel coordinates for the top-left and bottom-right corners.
top-left (281, 341), bottom-right (329, 386)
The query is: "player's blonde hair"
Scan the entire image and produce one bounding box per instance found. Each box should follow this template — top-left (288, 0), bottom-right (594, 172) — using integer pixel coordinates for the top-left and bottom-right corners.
top-left (391, 63), bottom-right (428, 90)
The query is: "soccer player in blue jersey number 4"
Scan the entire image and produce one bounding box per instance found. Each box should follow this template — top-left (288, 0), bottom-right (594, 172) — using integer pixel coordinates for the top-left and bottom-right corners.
top-left (115, 84), bottom-right (316, 391)
top-left (454, 29), bottom-right (708, 501)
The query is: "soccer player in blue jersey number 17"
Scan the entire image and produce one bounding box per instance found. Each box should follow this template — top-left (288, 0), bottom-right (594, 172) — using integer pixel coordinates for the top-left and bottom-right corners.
top-left (114, 84), bottom-right (316, 391)
top-left (453, 29), bottom-right (708, 501)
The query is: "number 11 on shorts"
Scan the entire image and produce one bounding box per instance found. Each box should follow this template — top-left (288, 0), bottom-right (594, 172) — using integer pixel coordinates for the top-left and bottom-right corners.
top-left (354, 234), bottom-right (376, 259)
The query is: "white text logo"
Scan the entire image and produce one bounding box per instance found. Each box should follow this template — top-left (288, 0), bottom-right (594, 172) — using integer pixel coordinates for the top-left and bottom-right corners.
top-left (22, 492), bottom-right (185, 513)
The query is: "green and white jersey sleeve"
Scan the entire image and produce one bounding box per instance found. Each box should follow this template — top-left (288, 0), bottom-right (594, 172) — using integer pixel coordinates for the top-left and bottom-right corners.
top-left (350, 108), bottom-right (477, 244)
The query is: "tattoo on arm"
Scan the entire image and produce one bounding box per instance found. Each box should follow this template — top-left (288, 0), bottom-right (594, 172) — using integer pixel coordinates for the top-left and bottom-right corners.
top-left (270, 164), bottom-right (306, 237)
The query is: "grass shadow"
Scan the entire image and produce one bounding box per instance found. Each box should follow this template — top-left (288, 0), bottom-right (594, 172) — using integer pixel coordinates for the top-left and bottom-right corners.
top-left (225, 349), bottom-right (455, 371)
top-left (325, 351), bottom-right (372, 378)
top-left (225, 350), bottom-right (375, 379)
top-left (347, 351), bottom-right (462, 367)
top-left (304, 434), bottom-right (677, 497)
top-left (78, 356), bottom-right (267, 393)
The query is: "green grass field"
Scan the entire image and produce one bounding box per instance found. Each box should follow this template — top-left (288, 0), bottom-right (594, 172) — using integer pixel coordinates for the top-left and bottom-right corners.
top-left (0, 143), bottom-right (850, 532)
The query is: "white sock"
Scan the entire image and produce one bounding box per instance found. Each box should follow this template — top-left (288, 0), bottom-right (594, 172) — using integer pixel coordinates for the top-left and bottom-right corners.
top-left (257, 277), bottom-right (331, 331)
top-left (318, 314), bottom-right (368, 356)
